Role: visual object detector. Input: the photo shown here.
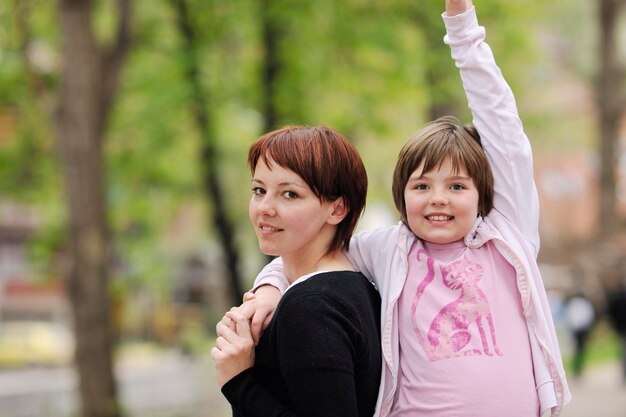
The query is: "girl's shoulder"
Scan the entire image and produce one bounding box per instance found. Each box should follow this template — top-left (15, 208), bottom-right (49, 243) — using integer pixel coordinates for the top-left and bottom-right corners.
top-left (353, 221), bottom-right (412, 243)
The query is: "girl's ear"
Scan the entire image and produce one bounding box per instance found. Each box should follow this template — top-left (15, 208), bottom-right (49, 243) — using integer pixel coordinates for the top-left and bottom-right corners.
top-left (327, 197), bottom-right (349, 225)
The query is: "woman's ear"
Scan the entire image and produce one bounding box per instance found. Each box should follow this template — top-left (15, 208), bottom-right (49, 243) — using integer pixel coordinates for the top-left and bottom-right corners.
top-left (327, 197), bottom-right (349, 225)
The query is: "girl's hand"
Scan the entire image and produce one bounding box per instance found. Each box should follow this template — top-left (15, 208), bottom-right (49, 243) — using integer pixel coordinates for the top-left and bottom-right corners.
top-left (211, 310), bottom-right (255, 387)
top-left (445, 0), bottom-right (472, 16)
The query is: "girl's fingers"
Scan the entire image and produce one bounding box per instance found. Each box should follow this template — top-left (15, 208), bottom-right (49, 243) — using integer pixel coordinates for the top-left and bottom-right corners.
top-left (262, 313), bottom-right (273, 332)
top-left (237, 300), bottom-right (256, 320)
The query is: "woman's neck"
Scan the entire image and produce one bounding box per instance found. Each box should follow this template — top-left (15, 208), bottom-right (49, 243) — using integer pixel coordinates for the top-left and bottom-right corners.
top-left (283, 249), bottom-right (355, 284)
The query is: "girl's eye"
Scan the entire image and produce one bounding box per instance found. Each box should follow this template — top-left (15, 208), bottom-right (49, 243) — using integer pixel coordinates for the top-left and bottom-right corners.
top-left (450, 183), bottom-right (466, 191)
top-left (252, 187), bottom-right (265, 196)
top-left (414, 184), bottom-right (428, 191)
top-left (282, 191), bottom-right (298, 200)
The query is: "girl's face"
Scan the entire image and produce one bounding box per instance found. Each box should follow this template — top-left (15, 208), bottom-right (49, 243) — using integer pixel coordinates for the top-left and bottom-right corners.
top-left (403, 158), bottom-right (479, 244)
top-left (249, 157), bottom-right (341, 263)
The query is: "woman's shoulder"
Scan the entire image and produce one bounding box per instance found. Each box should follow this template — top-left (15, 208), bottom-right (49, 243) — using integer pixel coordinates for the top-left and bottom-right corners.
top-left (289, 270), bottom-right (374, 295)
top-left (281, 271), bottom-right (379, 312)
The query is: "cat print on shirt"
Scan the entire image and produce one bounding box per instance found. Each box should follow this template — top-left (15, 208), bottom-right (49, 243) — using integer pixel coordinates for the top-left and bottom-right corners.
top-left (411, 248), bottom-right (503, 361)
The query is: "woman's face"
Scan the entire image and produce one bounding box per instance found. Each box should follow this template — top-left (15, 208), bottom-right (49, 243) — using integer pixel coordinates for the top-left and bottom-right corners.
top-left (249, 157), bottom-right (340, 263)
top-left (403, 158), bottom-right (479, 244)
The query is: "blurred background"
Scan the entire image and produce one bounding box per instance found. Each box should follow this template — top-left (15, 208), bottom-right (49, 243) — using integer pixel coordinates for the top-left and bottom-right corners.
top-left (0, 0), bottom-right (625, 416)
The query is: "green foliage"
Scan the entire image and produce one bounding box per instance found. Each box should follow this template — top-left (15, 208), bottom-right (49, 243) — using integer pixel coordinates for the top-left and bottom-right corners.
top-left (0, 118), bottom-right (58, 199)
top-left (0, 56), bottom-right (26, 107)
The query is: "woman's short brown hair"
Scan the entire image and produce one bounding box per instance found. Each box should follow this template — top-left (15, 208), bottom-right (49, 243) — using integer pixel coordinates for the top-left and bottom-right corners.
top-left (248, 125), bottom-right (368, 254)
top-left (392, 116), bottom-right (494, 225)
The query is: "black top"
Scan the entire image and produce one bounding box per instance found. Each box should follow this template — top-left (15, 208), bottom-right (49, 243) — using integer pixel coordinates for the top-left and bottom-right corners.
top-left (222, 271), bottom-right (382, 417)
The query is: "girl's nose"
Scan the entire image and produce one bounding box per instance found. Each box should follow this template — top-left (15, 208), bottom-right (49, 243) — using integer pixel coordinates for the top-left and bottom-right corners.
top-left (429, 191), bottom-right (449, 206)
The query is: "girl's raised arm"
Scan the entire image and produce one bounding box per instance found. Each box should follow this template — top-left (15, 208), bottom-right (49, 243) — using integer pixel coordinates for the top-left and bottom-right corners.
top-left (443, 5), bottom-right (541, 253)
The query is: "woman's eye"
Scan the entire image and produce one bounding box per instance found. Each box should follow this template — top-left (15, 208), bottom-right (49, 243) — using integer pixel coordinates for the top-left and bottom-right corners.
top-left (282, 191), bottom-right (298, 200)
top-left (252, 187), bottom-right (265, 196)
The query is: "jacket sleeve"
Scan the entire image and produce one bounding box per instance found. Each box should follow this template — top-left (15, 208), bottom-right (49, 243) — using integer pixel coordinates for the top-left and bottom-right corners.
top-left (222, 294), bottom-right (363, 417)
top-left (443, 7), bottom-right (541, 255)
top-left (345, 225), bottom-right (401, 291)
top-left (252, 257), bottom-right (289, 295)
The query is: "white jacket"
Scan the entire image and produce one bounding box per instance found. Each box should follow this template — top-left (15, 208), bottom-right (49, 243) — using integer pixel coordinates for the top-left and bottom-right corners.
top-left (254, 7), bottom-right (571, 417)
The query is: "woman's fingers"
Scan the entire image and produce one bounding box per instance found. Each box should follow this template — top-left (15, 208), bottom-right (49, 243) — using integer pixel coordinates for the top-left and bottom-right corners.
top-left (225, 311), bottom-right (253, 341)
top-left (211, 308), bottom-right (257, 388)
top-left (215, 313), bottom-right (254, 352)
top-left (217, 313), bottom-right (235, 332)
top-left (216, 319), bottom-right (239, 340)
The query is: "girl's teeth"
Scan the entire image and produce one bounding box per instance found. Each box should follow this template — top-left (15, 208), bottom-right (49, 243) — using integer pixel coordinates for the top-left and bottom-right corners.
top-left (428, 215), bottom-right (451, 221)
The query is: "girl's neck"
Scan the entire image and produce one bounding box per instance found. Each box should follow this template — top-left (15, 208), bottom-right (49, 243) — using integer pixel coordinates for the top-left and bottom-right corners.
top-left (422, 239), bottom-right (467, 263)
top-left (422, 239), bottom-right (466, 249)
top-left (283, 249), bottom-right (355, 284)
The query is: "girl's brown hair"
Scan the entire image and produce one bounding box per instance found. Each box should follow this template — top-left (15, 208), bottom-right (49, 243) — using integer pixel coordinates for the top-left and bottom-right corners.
top-left (392, 116), bottom-right (494, 224)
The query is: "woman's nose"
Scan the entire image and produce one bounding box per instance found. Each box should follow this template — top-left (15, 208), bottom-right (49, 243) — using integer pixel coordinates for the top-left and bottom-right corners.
top-left (257, 195), bottom-right (277, 216)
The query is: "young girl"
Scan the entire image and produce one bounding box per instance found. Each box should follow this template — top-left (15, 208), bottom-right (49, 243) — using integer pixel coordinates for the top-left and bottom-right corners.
top-left (211, 126), bottom-right (382, 417)
top-left (246, 1), bottom-right (571, 416)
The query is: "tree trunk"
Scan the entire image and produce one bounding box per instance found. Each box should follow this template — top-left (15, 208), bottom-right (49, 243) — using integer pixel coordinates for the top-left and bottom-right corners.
top-left (258, 0), bottom-right (285, 264)
top-left (597, 0), bottom-right (626, 238)
top-left (260, 0), bottom-right (281, 133)
top-left (172, 0), bottom-right (244, 306)
top-left (55, 1), bottom-right (131, 416)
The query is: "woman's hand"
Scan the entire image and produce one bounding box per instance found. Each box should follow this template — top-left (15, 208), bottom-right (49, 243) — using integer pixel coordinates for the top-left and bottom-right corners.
top-left (211, 310), bottom-right (255, 387)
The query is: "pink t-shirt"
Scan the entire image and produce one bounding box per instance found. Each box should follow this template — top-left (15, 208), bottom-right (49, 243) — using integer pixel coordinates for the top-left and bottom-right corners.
top-left (389, 240), bottom-right (539, 417)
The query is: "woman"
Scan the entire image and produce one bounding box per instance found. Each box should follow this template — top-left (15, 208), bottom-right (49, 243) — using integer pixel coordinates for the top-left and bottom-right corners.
top-left (211, 125), bottom-right (381, 417)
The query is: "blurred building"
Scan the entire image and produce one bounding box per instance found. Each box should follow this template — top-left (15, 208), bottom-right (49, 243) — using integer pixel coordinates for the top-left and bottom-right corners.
top-left (0, 201), bottom-right (70, 324)
top-left (534, 147), bottom-right (626, 310)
